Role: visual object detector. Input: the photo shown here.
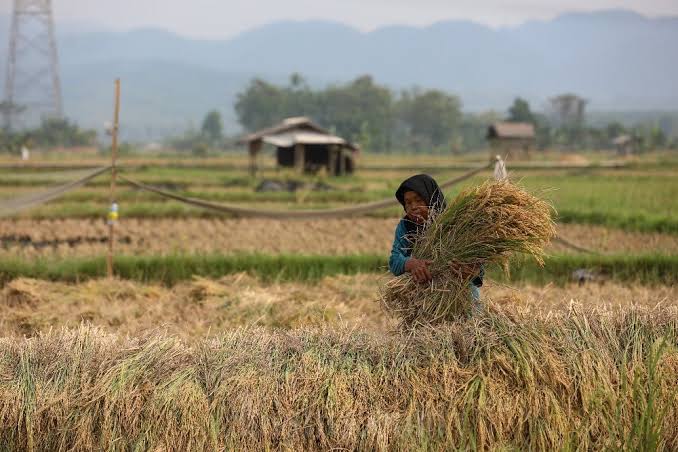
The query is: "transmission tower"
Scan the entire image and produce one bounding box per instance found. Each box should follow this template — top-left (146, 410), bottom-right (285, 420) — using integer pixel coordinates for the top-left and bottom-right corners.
top-left (3, 0), bottom-right (63, 130)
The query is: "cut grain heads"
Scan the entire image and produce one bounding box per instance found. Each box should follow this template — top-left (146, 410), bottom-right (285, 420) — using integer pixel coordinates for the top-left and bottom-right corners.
top-left (382, 180), bottom-right (556, 327)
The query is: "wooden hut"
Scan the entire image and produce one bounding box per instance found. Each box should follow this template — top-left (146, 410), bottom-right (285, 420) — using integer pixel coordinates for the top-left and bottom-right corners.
top-left (240, 117), bottom-right (358, 176)
top-left (612, 134), bottom-right (636, 156)
top-left (487, 122), bottom-right (536, 160)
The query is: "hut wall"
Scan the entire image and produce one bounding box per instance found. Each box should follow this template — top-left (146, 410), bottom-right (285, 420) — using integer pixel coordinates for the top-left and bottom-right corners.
top-left (277, 145), bottom-right (329, 168)
top-left (276, 146), bottom-right (295, 167)
top-left (276, 144), bottom-right (354, 174)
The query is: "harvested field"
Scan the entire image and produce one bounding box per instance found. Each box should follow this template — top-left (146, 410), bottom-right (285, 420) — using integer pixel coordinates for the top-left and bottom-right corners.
top-left (1, 308), bottom-right (677, 450)
top-left (0, 274), bottom-right (388, 337)
top-left (0, 153), bottom-right (677, 450)
top-left (0, 218), bottom-right (394, 257)
top-left (2, 165), bottom-right (677, 232)
top-left (1, 275), bottom-right (676, 339)
top-left (2, 218), bottom-right (678, 258)
top-left (2, 253), bottom-right (676, 286)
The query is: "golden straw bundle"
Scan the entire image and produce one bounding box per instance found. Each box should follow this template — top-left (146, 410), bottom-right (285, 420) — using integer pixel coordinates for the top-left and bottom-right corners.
top-left (381, 180), bottom-right (556, 326)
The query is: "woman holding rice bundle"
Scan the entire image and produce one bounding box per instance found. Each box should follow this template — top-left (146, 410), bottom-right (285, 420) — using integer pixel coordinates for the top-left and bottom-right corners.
top-left (389, 174), bottom-right (484, 304)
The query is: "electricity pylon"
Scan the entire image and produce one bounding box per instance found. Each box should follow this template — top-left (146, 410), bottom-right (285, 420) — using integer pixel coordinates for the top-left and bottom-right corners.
top-left (3, 0), bottom-right (63, 130)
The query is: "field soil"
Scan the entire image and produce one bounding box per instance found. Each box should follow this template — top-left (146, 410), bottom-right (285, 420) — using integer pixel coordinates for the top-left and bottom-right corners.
top-left (2, 218), bottom-right (677, 258)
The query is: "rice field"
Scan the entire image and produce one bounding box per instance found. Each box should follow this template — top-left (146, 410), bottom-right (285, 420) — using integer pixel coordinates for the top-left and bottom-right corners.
top-left (2, 218), bottom-right (678, 259)
top-left (2, 275), bottom-right (677, 338)
top-left (2, 161), bottom-right (677, 231)
top-left (1, 152), bottom-right (677, 449)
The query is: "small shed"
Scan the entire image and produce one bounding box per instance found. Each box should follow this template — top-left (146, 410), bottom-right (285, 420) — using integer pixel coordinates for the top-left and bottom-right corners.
top-left (612, 134), bottom-right (636, 156)
top-left (487, 122), bottom-right (536, 159)
top-left (240, 117), bottom-right (358, 176)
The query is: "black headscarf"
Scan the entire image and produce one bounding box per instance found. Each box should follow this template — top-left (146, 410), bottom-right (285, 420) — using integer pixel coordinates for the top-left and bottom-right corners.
top-left (395, 174), bottom-right (483, 287)
top-left (395, 174), bottom-right (447, 237)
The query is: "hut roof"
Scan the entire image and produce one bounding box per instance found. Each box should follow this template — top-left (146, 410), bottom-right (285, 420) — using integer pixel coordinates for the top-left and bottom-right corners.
top-left (240, 117), bottom-right (329, 144)
top-left (240, 116), bottom-right (358, 151)
top-left (612, 134), bottom-right (632, 146)
top-left (488, 122), bottom-right (536, 140)
top-left (263, 131), bottom-right (347, 148)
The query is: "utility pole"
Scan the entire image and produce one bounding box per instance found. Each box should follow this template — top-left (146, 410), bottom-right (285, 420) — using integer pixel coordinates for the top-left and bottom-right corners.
top-left (107, 79), bottom-right (120, 279)
top-left (3, 0), bottom-right (63, 130)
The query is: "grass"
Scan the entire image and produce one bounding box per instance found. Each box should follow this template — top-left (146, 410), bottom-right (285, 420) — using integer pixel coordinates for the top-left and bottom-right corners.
top-left (2, 167), bottom-right (676, 234)
top-left (1, 186), bottom-right (391, 204)
top-left (1, 253), bottom-right (677, 286)
top-left (495, 254), bottom-right (678, 286)
top-left (521, 173), bottom-right (678, 233)
top-left (0, 254), bottom-right (386, 285)
top-left (10, 201), bottom-right (678, 235)
top-left (0, 307), bottom-right (676, 450)
top-left (557, 209), bottom-right (678, 234)
top-left (12, 200), bottom-right (397, 220)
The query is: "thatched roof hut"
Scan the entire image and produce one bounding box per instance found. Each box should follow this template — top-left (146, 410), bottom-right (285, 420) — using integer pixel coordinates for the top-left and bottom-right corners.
top-left (240, 117), bottom-right (358, 176)
top-left (612, 134), bottom-right (636, 156)
top-left (487, 122), bottom-right (536, 159)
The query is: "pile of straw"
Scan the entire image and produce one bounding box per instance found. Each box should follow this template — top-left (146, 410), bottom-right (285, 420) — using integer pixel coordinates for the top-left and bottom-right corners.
top-left (2, 307), bottom-right (677, 450)
top-left (382, 180), bottom-right (556, 326)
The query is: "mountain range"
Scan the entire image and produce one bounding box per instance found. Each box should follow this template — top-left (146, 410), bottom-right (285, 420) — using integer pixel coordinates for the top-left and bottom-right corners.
top-left (0, 9), bottom-right (676, 140)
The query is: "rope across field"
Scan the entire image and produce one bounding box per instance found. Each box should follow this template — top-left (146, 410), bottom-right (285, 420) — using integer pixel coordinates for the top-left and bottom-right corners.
top-left (118, 161), bottom-right (491, 219)
top-left (0, 166), bottom-right (111, 218)
top-left (0, 159), bottom-right (605, 255)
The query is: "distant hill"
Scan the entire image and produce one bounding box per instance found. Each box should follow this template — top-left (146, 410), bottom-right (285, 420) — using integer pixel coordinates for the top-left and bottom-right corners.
top-left (0, 9), bottom-right (677, 140)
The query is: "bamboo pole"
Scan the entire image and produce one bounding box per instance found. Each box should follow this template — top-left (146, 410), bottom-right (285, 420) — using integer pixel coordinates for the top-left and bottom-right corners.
top-left (294, 143), bottom-right (305, 173)
top-left (107, 79), bottom-right (121, 278)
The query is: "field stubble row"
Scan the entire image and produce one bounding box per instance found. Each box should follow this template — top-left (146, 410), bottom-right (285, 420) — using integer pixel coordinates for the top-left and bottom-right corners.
top-left (2, 218), bottom-right (677, 258)
top-left (2, 274), bottom-right (676, 339)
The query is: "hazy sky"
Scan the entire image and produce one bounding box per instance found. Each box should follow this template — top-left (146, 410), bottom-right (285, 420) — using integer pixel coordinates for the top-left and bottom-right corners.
top-left (2, 0), bottom-right (678, 38)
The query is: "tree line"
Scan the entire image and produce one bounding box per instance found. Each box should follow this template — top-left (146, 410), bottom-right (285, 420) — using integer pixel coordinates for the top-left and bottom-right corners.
top-left (235, 74), bottom-right (471, 153)
top-left (234, 74), bottom-right (677, 153)
top-left (1, 75), bottom-right (674, 155)
top-left (0, 117), bottom-right (97, 153)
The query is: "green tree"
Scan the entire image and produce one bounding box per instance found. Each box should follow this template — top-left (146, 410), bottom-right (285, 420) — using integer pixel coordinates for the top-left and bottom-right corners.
top-left (201, 110), bottom-right (223, 144)
top-left (235, 79), bottom-right (286, 131)
top-left (289, 72), bottom-right (305, 89)
top-left (357, 121), bottom-right (372, 153)
top-left (33, 117), bottom-right (97, 148)
top-left (533, 113), bottom-right (552, 150)
top-left (649, 126), bottom-right (666, 149)
top-left (282, 74), bottom-right (317, 119)
top-left (507, 98), bottom-right (536, 124)
top-left (605, 122), bottom-right (626, 142)
top-left (0, 117), bottom-right (96, 152)
top-left (457, 111), bottom-right (501, 153)
top-left (397, 88), bottom-right (462, 150)
top-left (320, 75), bottom-right (393, 151)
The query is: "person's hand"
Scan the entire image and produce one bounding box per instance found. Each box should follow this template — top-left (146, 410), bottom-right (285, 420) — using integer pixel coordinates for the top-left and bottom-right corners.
top-left (459, 263), bottom-right (481, 280)
top-left (405, 257), bottom-right (433, 283)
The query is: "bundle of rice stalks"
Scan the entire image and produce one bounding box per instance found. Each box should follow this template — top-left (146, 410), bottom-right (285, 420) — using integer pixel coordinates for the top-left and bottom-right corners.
top-left (2, 307), bottom-right (677, 451)
top-left (382, 180), bottom-right (556, 326)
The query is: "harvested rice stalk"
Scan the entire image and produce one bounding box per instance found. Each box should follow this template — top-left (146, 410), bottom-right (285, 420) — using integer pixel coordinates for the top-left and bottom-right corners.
top-left (382, 180), bottom-right (556, 326)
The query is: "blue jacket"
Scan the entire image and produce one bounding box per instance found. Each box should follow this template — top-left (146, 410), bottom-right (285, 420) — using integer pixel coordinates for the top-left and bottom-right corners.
top-left (388, 219), bottom-right (412, 276)
top-left (388, 218), bottom-right (484, 286)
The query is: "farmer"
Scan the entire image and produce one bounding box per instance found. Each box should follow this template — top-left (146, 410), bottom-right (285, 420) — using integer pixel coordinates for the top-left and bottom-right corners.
top-left (388, 174), bottom-right (483, 304)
